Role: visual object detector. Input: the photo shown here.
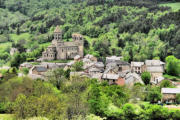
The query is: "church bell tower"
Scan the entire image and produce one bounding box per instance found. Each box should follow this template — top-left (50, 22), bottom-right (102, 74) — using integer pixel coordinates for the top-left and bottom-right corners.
top-left (54, 26), bottom-right (62, 41)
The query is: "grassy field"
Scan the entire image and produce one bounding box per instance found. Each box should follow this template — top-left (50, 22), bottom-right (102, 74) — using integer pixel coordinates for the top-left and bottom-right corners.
top-left (0, 114), bottom-right (15, 120)
top-left (160, 2), bottom-right (180, 11)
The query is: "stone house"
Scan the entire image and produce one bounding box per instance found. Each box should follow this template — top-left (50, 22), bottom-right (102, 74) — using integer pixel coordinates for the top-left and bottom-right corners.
top-left (161, 88), bottom-right (180, 103)
top-left (102, 67), bottom-right (126, 86)
top-left (42, 26), bottom-right (84, 60)
top-left (125, 73), bottom-right (144, 87)
top-left (145, 60), bottom-right (165, 83)
top-left (115, 61), bottom-right (131, 73)
top-left (131, 62), bottom-right (145, 74)
top-left (151, 76), bottom-right (165, 85)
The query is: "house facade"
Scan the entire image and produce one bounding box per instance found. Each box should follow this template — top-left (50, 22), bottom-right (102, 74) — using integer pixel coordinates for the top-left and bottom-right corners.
top-left (42, 26), bottom-right (84, 60)
top-left (131, 62), bottom-right (145, 74)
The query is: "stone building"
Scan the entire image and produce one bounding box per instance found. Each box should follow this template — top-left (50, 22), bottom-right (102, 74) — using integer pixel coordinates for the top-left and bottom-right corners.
top-left (145, 60), bottom-right (165, 83)
top-left (131, 62), bottom-right (145, 74)
top-left (161, 88), bottom-right (180, 103)
top-left (42, 26), bottom-right (84, 60)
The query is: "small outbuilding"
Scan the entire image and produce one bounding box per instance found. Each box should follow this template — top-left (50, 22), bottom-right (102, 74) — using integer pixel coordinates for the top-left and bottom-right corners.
top-left (161, 88), bottom-right (180, 103)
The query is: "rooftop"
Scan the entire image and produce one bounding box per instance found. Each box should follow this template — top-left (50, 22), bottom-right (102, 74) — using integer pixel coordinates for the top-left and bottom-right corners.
top-left (145, 60), bottom-right (165, 66)
top-left (161, 88), bottom-right (180, 94)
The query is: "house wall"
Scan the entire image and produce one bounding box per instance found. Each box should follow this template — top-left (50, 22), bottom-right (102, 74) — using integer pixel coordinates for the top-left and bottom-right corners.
top-left (150, 72), bottom-right (163, 83)
top-left (116, 78), bottom-right (125, 86)
top-left (162, 93), bottom-right (176, 103)
top-left (32, 70), bottom-right (41, 75)
top-left (119, 65), bottom-right (130, 72)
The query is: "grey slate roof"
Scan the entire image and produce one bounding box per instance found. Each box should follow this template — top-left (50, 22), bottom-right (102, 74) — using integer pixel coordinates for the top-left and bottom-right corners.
top-left (145, 60), bottom-right (165, 66)
top-left (116, 60), bottom-right (130, 65)
top-left (146, 66), bottom-right (164, 72)
top-left (161, 88), bottom-right (180, 94)
top-left (33, 65), bottom-right (47, 72)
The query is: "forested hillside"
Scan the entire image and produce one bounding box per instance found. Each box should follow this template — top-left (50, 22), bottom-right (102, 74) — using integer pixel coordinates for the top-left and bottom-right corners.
top-left (0, 0), bottom-right (180, 66)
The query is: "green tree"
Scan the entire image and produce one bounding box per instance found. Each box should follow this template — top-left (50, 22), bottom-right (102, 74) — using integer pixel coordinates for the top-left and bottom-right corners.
top-left (160, 80), bottom-right (174, 89)
top-left (165, 56), bottom-right (180, 76)
top-left (47, 68), bottom-right (66, 89)
top-left (176, 94), bottom-right (180, 104)
top-left (72, 61), bottom-right (83, 71)
top-left (13, 94), bottom-right (27, 119)
top-left (141, 72), bottom-right (151, 85)
top-left (147, 87), bottom-right (162, 103)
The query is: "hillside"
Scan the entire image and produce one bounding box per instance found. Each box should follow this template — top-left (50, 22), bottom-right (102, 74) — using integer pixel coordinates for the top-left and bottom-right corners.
top-left (0, 0), bottom-right (180, 66)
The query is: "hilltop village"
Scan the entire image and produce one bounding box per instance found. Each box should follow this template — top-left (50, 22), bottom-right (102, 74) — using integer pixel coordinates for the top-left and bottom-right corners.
top-left (9, 26), bottom-right (178, 104)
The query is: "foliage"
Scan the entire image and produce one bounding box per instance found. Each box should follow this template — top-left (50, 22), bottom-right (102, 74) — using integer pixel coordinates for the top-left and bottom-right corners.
top-left (141, 72), bottom-right (151, 85)
top-left (165, 55), bottom-right (180, 76)
top-left (176, 94), bottom-right (180, 104)
top-left (72, 61), bottom-right (84, 71)
top-left (146, 86), bottom-right (162, 103)
top-left (21, 68), bottom-right (29, 75)
top-left (88, 80), bottom-right (129, 116)
top-left (46, 68), bottom-right (66, 89)
top-left (13, 94), bottom-right (66, 119)
top-left (160, 80), bottom-right (174, 88)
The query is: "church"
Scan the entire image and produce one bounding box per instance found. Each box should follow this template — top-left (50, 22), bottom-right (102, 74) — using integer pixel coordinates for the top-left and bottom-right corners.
top-left (42, 26), bottom-right (84, 60)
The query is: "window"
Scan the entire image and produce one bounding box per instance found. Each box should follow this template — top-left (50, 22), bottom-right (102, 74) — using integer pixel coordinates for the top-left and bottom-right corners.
top-left (119, 67), bottom-right (122, 71)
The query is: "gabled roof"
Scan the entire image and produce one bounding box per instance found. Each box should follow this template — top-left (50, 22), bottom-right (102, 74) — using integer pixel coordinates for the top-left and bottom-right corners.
top-left (146, 66), bottom-right (164, 73)
top-left (161, 88), bottom-right (180, 94)
top-left (104, 66), bottom-right (118, 74)
top-left (145, 60), bottom-right (165, 66)
top-left (54, 26), bottom-right (62, 33)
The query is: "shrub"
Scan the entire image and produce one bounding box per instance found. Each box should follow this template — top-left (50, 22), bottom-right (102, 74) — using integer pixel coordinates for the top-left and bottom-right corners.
top-left (141, 72), bottom-right (151, 85)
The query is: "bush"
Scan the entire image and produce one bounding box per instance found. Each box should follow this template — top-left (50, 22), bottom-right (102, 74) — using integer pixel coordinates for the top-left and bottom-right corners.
top-left (141, 72), bottom-right (151, 85)
top-left (165, 56), bottom-right (180, 77)
top-left (21, 68), bottom-right (29, 75)
top-left (147, 87), bottom-right (162, 103)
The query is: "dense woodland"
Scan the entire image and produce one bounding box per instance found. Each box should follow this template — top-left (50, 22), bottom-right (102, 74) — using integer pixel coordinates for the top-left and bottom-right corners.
top-left (0, 0), bottom-right (180, 66)
top-left (0, 0), bottom-right (180, 119)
